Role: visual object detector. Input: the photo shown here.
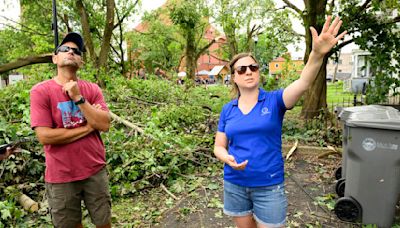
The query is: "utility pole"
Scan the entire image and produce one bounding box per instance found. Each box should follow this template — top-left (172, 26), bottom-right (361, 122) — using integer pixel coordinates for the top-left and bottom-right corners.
top-left (52, 0), bottom-right (58, 50)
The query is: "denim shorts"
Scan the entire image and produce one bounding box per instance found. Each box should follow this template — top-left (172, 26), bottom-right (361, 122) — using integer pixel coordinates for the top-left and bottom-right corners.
top-left (223, 180), bottom-right (287, 227)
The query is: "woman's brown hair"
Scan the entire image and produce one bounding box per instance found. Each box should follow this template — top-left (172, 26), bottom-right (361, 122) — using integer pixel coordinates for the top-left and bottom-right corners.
top-left (228, 53), bottom-right (259, 98)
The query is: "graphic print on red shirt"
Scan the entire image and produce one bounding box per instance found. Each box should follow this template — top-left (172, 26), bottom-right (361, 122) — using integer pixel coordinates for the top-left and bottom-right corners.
top-left (57, 100), bottom-right (86, 128)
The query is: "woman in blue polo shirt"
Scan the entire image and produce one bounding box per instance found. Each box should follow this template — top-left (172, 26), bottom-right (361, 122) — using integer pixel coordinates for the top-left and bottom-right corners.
top-left (214, 16), bottom-right (346, 228)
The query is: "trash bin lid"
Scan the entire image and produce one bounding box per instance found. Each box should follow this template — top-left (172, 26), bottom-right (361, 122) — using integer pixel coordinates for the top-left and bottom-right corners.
top-left (339, 105), bottom-right (400, 130)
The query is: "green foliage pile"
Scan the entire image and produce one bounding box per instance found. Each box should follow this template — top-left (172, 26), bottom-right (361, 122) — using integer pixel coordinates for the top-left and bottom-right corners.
top-left (282, 109), bottom-right (343, 147)
top-left (0, 68), bottom-right (230, 226)
top-left (103, 76), bottom-right (229, 196)
top-left (0, 64), bottom-right (350, 226)
top-left (0, 66), bottom-right (53, 227)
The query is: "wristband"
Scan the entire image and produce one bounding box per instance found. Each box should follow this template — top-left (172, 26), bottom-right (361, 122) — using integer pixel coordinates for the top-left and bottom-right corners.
top-left (74, 96), bottom-right (85, 105)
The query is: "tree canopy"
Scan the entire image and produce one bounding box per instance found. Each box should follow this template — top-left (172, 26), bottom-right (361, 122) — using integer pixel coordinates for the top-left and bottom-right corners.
top-left (282, 0), bottom-right (400, 118)
top-left (0, 0), bottom-right (139, 87)
top-left (0, 0), bottom-right (399, 105)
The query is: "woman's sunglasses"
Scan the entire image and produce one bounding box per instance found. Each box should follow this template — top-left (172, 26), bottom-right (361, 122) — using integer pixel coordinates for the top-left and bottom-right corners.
top-left (56, 46), bottom-right (82, 56)
top-left (235, 64), bottom-right (259, 75)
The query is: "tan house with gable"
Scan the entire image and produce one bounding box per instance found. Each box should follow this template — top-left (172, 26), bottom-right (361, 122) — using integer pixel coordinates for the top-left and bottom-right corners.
top-left (269, 55), bottom-right (304, 79)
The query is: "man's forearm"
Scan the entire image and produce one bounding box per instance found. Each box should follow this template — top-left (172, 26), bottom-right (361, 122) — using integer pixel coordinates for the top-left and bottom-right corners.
top-left (77, 102), bottom-right (110, 132)
top-left (35, 125), bottom-right (94, 145)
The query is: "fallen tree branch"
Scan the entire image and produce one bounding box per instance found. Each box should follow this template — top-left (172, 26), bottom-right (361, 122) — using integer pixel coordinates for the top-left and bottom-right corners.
top-left (318, 146), bottom-right (342, 159)
top-left (109, 111), bottom-right (145, 135)
top-left (160, 183), bottom-right (179, 200)
top-left (193, 150), bottom-right (218, 162)
top-left (0, 54), bottom-right (52, 74)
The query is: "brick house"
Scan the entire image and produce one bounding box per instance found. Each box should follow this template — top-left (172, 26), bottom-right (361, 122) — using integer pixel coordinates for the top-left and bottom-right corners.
top-left (128, 2), bottom-right (228, 81)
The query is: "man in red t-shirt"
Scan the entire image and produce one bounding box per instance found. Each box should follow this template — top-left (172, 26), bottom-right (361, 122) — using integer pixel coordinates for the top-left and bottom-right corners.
top-left (30, 32), bottom-right (111, 228)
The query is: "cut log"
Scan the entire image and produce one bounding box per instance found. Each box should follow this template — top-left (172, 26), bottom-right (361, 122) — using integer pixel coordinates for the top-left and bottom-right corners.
top-left (18, 194), bottom-right (39, 213)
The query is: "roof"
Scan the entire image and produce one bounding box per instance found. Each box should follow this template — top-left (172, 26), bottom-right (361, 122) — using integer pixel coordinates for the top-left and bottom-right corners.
top-left (271, 56), bottom-right (304, 62)
top-left (196, 70), bottom-right (209, 75)
top-left (271, 57), bottom-right (286, 62)
top-left (209, 65), bottom-right (226, 75)
top-left (327, 72), bottom-right (351, 80)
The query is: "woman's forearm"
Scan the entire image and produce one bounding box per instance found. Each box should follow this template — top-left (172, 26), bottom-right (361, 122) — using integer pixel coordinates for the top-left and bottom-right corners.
top-left (214, 146), bottom-right (229, 163)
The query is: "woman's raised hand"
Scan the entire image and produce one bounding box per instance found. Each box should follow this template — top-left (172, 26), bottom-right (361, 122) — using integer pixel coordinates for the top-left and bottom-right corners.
top-left (310, 16), bottom-right (347, 56)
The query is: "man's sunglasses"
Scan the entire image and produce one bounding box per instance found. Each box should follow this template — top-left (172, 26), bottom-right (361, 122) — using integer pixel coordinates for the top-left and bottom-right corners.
top-left (235, 64), bottom-right (259, 75)
top-left (56, 46), bottom-right (82, 56)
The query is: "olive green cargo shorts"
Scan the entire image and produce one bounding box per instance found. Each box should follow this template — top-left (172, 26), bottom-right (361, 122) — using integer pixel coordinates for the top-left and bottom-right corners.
top-left (45, 167), bottom-right (111, 228)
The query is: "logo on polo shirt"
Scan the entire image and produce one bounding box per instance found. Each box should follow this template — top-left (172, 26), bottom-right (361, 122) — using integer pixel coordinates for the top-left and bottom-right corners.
top-left (261, 107), bottom-right (271, 116)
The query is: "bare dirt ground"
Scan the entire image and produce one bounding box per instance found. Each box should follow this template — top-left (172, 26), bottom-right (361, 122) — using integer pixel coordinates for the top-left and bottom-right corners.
top-left (153, 146), bottom-right (400, 228)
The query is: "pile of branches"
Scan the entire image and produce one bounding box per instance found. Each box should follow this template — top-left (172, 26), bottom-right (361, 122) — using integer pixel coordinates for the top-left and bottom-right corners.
top-left (0, 72), bottom-right (230, 226)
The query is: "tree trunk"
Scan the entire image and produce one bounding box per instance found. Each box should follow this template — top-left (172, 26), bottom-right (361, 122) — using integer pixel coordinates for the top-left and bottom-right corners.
top-left (228, 36), bottom-right (238, 58)
top-left (76, 0), bottom-right (115, 88)
top-left (98, 0), bottom-right (115, 69)
top-left (186, 31), bottom-right (197, 79)
top-left (301, 57), bottom-right (329, 118)
top-left (224, 28), bottom-right (237, 59)
top-left (300, 0), bottom-right (328, 119)
top-left (76, 0), bottom-right (96, 62)
top-left (94, 0), bottom-right (115, 88)
top-left (0, 54), bottom-right (52, 74)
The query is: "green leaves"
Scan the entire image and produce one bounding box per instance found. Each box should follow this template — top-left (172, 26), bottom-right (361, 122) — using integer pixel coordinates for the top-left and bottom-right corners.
top-left (212, 0), bottom-right (293, 59)
top-left (102, 76), bottom-right (229, 197)
top-left (314, 193), bottom-right (336, 211)
top-left (337, 0), bottom-right (400, 104)
top-left (0, 208), bottom-right (11, 220)
top-left (0, 200), bottom-right (26, 225)
top-left (207, 197), bottom-right (223, 209)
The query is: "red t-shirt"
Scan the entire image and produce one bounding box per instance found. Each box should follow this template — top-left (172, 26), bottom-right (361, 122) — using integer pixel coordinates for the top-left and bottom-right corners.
top-left (30, 79), bottom-right (108, 183)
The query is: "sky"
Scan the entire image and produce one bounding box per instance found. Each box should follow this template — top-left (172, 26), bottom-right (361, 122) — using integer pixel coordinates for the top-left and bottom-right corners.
top-left (0, 0), bottom-right (21, 29)
top-left (0, 0), bottom-right (356, 57)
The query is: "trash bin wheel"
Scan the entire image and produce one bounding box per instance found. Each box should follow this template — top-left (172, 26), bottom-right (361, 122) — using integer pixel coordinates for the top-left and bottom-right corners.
top-left (335, 178), bottom-right (345, 197)
top-left (334, 197), bottom-right (362, 222)
top-left (335, 167), bottom-right (342, 180)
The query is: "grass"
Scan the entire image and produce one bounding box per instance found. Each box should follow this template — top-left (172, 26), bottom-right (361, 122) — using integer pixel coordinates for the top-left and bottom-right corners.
top-left (326, 81), bottom-right (354, 105)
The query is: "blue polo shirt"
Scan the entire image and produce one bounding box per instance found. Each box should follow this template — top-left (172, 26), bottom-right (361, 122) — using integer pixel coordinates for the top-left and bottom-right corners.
top-left (217, 88), bottom-right (287, 187)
